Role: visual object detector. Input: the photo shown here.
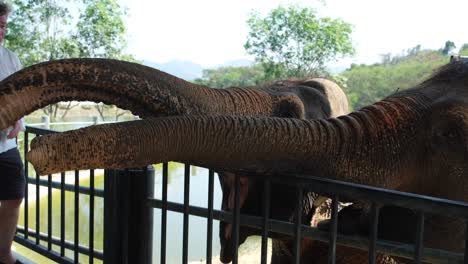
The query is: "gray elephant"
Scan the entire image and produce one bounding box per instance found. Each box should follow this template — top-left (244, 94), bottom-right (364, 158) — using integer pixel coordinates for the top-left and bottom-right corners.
top-left (0, 58), bottom-right (351, 262)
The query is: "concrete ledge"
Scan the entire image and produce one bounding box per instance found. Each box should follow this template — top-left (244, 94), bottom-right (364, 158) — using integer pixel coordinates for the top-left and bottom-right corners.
top-left (13, 252), bottom-right (36, 264)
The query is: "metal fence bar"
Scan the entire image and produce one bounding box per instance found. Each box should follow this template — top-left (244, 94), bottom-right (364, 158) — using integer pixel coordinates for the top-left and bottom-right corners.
top-left (465, 220), bottom-right (468, 264)
top-left (148, 198), bottom-right (465, 263)
top-left (128, 166), bottom-right (154, 263)
top-left (89, 169), bottom-right (95, 264)
top-left (14, 237), bottom-right (75, 264)
top-left (206, 170), bottom-right (215, 264)
top-left (261, 179), bottom-right (271, 264)
top-left (26, 177), bottom-right (104, 196)
top-left (25, 126), bottom-right (57, 135)
top-left (328, 195), bottom-right (339, 264)
top-left (259, 173), bottom-right (468, 218)
top-left (23, 131), bottom-right (29, 240)
top-left (293, 187), bottom-right (303, 264)
top-left (35, 171), bottom-right (40, 245)
top-left (104, 168), bottom-right (129, 263)
top-left (60, 171), bottom-right (66, 257)
top-left (74, 170), bottom-right (80, 263)
top-left (15, 228), bottom-right (104, 259)
top-left (161, 163), bottom-right (168, 264)
top-left (47, 174), bottom-right (52, 251)
top-left (414, 211), bottom-right (425, 263)
top-left (182, 164), bottom-right (191, 264)
top-left (368, 202), bottom-right (380, 264)
top-left (232, 174), bottom-right (241, 264)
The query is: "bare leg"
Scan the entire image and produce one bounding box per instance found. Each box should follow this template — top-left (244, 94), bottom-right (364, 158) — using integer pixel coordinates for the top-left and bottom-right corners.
top-left (0, 199), bottom-right (22, 264)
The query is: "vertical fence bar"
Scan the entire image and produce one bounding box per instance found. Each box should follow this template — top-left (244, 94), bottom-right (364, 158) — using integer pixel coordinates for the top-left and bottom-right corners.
top-left (128, 166), bottom-right (154, 263)
top-left (261, 179), bottom-right (271, 264)
top-left (47, 174), bottom-right (52, 250)
top-left (35, 171), bottom-right (40, 245)
top-left (104, 169), bottom-right (129, 264)
top-left (23, 131), bottom-right (29, 240)
top-left (232, 174), bottom-right (241, 264)
top-left (89, 169), bottom-right (95, 264)
top-left (74, 170), bottom-right (79, 263)
top-left (328, 195), bottom-right (339, 264)
top-left (368, 202), bottom-right (380, 264)
top-left (206, 170), bottom-right (215, 264)
top-left (60, 172), bottom-right (65, 257)
top-left (104, 167), bottom-right (154, 264)
top-left (161, 163), bottom-right (168, 264)
top-left (293, 187), bottom-right (303, 264)
top-left (464, 220), bottom-right (468, 264)
top-left (183, 164), bottom-right (191, 264)
top-left (414, 211), bottom-right (425, 264)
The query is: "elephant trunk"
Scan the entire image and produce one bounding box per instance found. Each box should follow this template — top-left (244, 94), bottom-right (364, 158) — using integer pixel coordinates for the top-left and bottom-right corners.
top-left (0, 58), bottom-right (275, 129)
top-left (27, 95), bottom-right (430, 185)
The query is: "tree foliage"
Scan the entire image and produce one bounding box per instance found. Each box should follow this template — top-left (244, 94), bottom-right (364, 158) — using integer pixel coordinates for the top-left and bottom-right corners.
top-left (342, 48), bottom-right (449, 110)
top-left (76, 0), bottom-right (129, 59)
top-left (4, 0), bottom-right (134, 119)
top-left (5, 0), bottom-right (78, 66)
top-left (5, 0), bottom-right (133, 65)
top-left (194, 64), bottom-right (265, 88)
top-left (441, 40), bottom-right (456, 55)
top-left (244, 5), bottom-right (355, 79)
top-left (459, 43), bottom-right (468, 56)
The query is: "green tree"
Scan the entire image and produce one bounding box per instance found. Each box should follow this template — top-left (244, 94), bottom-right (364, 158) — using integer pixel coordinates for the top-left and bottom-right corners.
top-left (5, 0), bottom-right (79, 66)
top-left (194, 64), bottom-right (265, 88)
top-left (4, 0), bottom-right (134, 119)
top-left (459, 43), bottom-right (468, 56)
top-left (76, 0), bottom-right (130, 59)
top-left (244, 5), bottom-right (355, 79)
top-left (441, 40), bottom-right (456, 55)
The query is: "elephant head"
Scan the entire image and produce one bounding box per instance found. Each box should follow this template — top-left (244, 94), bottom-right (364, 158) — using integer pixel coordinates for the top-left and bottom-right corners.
top-left (0, 58), bottom-right (350, 262)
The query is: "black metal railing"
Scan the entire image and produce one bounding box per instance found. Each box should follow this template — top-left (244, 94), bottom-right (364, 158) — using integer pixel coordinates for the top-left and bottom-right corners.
top-left (14, 126), bottom-right (104, 264)
top-left (148, 168), bottom-right (468, 264)
top-left (15, 126), bottom-right (468, 264)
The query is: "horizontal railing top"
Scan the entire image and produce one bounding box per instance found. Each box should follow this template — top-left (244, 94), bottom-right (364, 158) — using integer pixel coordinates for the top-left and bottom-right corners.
top-left (26, 125), bottom-right (58, 135)
top-left (242, 171), bottom-right (468, 218)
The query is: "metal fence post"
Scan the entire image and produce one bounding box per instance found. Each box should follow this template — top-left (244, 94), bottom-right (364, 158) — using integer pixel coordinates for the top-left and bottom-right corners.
top-left (104, 166), bottom-right (155, 264)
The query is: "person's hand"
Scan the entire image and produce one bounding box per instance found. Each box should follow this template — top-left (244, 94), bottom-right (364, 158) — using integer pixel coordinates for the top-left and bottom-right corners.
top-left (7, 120), bottom-right (21, 139)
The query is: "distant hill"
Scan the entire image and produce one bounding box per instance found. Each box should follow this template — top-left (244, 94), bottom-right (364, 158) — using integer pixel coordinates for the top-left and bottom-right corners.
top-left (143, 59), bottom-right (204, 81)
top-left (143, 59), bottom-right (255, 81)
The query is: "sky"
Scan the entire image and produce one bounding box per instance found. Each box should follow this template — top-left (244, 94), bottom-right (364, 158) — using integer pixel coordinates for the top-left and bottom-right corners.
top-left (118, 0), bottom-right (468, 69)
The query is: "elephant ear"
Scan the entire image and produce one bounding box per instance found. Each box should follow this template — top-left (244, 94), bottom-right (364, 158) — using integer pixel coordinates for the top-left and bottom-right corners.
top-left (273, 94), bottom-right (306, 119)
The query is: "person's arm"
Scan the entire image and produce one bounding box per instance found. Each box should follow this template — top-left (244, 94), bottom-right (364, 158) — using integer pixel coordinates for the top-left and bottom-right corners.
top-left (7, 119), bottom-right (22, 139)
top-left (6, 52), bottom-right (25, 139)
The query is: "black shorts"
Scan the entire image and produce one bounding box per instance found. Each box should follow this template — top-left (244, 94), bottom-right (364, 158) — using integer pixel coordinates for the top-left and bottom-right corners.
top-left (0, 148), bottom-right (25, 200)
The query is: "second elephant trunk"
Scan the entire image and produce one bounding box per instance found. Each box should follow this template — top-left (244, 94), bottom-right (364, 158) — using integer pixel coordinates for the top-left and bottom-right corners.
top-left (27, 95), bottom-right (428, 193)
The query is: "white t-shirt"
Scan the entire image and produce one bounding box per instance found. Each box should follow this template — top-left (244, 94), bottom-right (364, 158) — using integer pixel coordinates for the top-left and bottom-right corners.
top-left (0, 46), bottom-right (24, 154)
